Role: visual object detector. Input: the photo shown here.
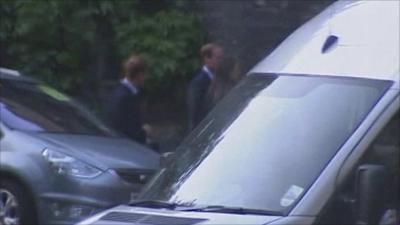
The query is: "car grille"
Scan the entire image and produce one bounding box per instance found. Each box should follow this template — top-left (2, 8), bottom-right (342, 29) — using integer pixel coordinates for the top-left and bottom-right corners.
top-left (115, 168), bottom-right (154, 185)
top-left (100, 212), bottom-right (207, 224)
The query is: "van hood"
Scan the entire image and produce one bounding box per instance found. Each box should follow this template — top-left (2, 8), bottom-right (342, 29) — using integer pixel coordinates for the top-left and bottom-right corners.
top-left (26, 132), bottom-right (160, 171)
top-left (78, 205), bottom-right (282, 225)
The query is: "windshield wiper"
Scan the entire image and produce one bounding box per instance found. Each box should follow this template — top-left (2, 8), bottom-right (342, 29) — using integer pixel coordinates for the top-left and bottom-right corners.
top-left (180, 205), bottom-right (283, 216)
top-left (128, 201), bottom-right (283, 216)
top-left (128, 200), bottom-right (179, 210)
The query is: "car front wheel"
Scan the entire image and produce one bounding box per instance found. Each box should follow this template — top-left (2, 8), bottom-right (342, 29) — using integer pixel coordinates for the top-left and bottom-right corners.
top-left (0, 179), bottom-right (36, 225)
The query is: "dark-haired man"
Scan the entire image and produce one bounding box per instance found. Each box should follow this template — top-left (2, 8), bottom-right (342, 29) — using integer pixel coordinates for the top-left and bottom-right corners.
top-left (187, 43), bottom-right (224, 131)
top-left (107, 55), bottom-right (147, 143)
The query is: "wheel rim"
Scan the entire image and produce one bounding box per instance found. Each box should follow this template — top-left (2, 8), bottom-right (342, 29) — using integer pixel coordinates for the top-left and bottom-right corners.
top-left (0, 189), bottom-right (20, 225)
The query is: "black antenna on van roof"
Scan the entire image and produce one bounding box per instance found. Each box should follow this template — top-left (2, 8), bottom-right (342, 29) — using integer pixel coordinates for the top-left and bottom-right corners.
top-left (322, 3), bottom-right (338, 54)
top-left (322, 35), bottom-right (339, 53)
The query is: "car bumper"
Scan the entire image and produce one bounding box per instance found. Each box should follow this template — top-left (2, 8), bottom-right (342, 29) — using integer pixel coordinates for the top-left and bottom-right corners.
top-left (36, 169), bottom-right (143, 225)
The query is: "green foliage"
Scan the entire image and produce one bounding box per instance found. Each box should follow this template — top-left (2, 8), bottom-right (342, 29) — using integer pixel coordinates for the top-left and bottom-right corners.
top-left (1, 0), bottom-right (203, 101)
top-left (1, 1), bottom-right (98, 91)
top-left (116, 10), bottom-right (203, 91)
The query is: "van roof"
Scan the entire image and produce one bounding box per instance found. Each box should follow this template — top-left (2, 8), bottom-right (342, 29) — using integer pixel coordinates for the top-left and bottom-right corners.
top-left (251, 0), bottom-right (399, 85)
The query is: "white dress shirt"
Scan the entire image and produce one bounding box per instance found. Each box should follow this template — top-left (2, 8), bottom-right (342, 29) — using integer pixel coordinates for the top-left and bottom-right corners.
top-left (121, 78), bottom-right (139, 95)
top-left (202, 65), bottom-right (215, 80)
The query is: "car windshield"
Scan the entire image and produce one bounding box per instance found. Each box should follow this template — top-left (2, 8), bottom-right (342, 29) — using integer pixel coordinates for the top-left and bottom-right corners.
top-left (139, 74), bottom-right (391, 214)
top-left (0, 79), bottom-right (116, 137)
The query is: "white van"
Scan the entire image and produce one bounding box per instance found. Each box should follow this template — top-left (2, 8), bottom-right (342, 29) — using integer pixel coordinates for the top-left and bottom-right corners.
top-left (78, 1), bottom-right (399, 224)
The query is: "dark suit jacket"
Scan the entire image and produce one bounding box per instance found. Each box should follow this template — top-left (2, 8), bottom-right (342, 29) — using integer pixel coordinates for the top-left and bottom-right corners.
top-left (187, 69), bottom-right (212, 131)
top-left (107, 83), bottom-right (146, 143)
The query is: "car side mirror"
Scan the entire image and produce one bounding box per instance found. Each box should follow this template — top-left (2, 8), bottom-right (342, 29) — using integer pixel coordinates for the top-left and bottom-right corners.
top-left (355, 164), bottom-right (387, 225)
top-left (160, 152), bottom-right (175, 168)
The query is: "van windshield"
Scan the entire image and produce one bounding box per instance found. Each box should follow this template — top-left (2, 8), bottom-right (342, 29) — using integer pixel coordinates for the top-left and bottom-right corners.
top-left (0, 79), bottom-right (115, 137)
top-left (140, 74), bottom-right (391, 214)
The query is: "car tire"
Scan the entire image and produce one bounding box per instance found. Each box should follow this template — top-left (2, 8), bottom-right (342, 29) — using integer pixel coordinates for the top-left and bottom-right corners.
top-left (0, 179), bottom-right (37, 225)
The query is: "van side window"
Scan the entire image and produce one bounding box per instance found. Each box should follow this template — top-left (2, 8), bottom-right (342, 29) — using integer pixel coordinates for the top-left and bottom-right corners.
top-left (316, 111), bottom-right (399, 225)
top-left (361, 111), bottom-right (399, 224)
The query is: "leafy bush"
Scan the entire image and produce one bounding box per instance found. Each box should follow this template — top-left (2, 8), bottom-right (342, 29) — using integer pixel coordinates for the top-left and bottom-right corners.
top-left (116, 10), bottom-right (203, 92)
top-left (0, 0), bottom-right (204, 105)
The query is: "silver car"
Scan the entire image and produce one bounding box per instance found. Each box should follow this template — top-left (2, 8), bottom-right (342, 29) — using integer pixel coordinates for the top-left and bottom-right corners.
top-left (79, 1), bottom-right (399, 225)
top-left (0, 68), bottom-right (160, 225)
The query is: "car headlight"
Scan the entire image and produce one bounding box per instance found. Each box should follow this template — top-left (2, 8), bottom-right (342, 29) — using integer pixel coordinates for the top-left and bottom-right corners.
top-left (42, 148), bottom-right (103, 178)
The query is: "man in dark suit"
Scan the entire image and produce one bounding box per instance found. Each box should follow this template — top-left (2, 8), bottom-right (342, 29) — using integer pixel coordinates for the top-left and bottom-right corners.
top-left (187, 43), bottom-right (224, 131)
top-left (107, 55), bottom-right (147, 143)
